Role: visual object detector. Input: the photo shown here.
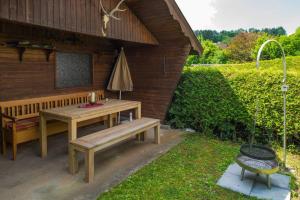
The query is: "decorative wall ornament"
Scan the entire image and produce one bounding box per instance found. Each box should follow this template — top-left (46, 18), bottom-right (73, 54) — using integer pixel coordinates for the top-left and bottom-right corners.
top-left (99, 0), bottom-right (127, 36)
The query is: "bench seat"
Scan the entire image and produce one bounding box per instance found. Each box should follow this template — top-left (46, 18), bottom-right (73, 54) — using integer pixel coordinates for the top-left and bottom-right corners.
top-left (70, 117), bottom-right (160, 183)
top-left (6, 117), bottom-right (40, 131)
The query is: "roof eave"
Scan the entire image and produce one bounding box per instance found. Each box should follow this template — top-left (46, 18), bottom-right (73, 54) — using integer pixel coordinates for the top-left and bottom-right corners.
top-left (164, 0), bottom-right (203, 55)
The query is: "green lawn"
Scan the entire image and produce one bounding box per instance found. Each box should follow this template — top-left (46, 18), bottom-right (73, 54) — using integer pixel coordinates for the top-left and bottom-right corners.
top-left (98, 134), bottom-right (299, 200)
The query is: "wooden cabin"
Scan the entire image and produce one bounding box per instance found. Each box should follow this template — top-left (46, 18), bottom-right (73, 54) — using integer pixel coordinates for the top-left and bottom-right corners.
top-left (0, 0), bottom-right (202, 122)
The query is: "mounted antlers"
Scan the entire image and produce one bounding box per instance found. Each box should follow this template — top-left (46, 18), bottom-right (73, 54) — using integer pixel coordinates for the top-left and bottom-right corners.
top-left (99, 0), bottom-right (127, 36)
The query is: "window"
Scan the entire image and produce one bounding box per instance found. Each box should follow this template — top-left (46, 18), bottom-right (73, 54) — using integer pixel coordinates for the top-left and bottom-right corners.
top-left (56, 52), bottom-right (93, 88)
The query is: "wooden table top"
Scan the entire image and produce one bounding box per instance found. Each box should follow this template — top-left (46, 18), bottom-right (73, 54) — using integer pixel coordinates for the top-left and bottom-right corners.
top-left (40, 99), bottom-right (141, 120)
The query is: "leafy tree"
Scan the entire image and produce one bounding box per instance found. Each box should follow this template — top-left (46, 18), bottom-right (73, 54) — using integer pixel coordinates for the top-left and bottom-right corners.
top-left (186, 37), bottom-right (228, 65)
top-left (261, 27), bottom-right (287, 36)
top-left (185, 55), bottom-right (200, 66)
top-left (194, 30), bottom-right (221, 43)
top-left (189, 27), bottom-right (298, 65)
top-left (226, 32), bottom-right (259, 63)
top-left (198, 40), bottom-right (228, 64)
top-left (252, 27), bottom-right (300, 60)
top-left (194, 27), bottom-right (287, 44)
top-left (251, 34), bottom-right (277, 60)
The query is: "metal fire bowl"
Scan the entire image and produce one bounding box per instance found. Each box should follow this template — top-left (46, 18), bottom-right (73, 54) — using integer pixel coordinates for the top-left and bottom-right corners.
top-left (240, 144), bottom-right (276, 161)
top-left (236, 154), bottom-right (279, 175)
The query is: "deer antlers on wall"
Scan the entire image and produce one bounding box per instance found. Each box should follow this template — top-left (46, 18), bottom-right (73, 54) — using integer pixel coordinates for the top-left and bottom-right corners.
top-left (99, 0), bottom-right (127, 36)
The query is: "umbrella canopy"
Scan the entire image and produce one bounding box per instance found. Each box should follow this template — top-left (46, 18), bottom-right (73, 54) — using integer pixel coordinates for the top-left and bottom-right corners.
top-left (107, 48), bottom-right (133, 92)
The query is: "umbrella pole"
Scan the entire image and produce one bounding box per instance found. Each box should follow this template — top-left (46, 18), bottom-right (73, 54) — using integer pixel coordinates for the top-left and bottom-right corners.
top-left (118, 90), bottom-right (121, 124)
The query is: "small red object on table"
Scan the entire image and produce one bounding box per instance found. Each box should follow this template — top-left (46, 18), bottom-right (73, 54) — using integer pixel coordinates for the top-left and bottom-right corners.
top-left (78, 103), bottom-right (103, 108)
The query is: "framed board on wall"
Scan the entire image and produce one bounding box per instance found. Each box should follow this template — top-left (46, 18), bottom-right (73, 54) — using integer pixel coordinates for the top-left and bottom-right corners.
top-left (55, 52), bottom-right (93, 89)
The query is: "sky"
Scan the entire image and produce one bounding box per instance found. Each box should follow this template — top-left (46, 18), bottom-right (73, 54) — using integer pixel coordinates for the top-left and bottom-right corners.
top-left (175, 0), bottom-right (300, 34)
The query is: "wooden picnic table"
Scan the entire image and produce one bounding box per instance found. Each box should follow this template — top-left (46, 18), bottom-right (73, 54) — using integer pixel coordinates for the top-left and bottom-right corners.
top-left (39, 99), bottom-right (141, 169)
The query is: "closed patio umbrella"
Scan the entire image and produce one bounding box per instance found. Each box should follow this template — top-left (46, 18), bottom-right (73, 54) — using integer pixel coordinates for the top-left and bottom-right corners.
top-left (107, 47), bottom-right (133, 122)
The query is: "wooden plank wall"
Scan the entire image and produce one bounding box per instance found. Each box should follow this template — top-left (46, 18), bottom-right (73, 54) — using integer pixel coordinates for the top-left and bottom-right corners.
top-left (123, 44), bottom-right (191, 120)
top-left (0, 0), bottom-right (158, 45)
top-left (0, 43), bottom-right (115, 101)
top-left (117, 0), bottom-right (193, 121)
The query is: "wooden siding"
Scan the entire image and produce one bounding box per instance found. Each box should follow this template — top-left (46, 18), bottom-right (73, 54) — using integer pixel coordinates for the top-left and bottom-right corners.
top-left (0, 0), bottom-right (158, 45)
top-left (112, 0), bottom-right (193, 120)
top-left (0, 43), bottom-right (115, 101)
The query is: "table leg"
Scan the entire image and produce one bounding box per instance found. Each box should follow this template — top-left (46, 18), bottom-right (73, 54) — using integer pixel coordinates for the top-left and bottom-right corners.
top-left (68, 120), bottom-right (77, 173)
top-left (68, 120), bottom-right (77, 141)
top-left (108, 114), bottom-right (113, 128)
top-left (135, 104), bottom-right (142, 119)
top-left (154, 124), bottom-right (160, 144)
top-left (40, 114), bottom-right (47, 158)
top-left (134, 104), bottom-right (145, 141)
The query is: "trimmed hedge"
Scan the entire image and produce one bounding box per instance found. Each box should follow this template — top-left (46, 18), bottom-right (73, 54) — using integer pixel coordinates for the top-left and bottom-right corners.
top-left (167, 56), bottom-right (300, 144)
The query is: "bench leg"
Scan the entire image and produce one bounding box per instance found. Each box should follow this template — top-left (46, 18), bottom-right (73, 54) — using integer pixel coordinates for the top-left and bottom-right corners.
top-left (140, 132), bottom-right (146, 141)
top-left (154, 124), bottom-right (160, 144)
top-left (2, 129), bottom-right (6, 156)
top-left (69, 144), bottom-right (78, 174)
top-left (136, 132), bottom-right (146, 142)
top-left (142, 132), bottom-right (147, 141)
top-left (12, 128), bottom-right (17, 160)
top-left (40, 115), bottom-right (47, 158)
top-left (12, 143), bottom-right (17, 161)
top-left (85, 149), bottom-right (95, 183)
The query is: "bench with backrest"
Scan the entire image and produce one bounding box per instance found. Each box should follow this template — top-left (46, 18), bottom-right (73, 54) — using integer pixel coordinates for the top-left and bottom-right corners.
top-left (0, 90), bottom-right (113, 160)
top-left (69, 117), bottom-right (160, 183)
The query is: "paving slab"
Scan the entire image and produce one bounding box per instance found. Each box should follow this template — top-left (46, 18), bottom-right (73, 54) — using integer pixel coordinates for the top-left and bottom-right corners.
top-left (255, 173), bottom-right (290, 190)
top-left (226, 163), bottom-right (257, 179)
top-left (217, 163), bottom-right (291, 200)
top-left (251, 182), bottom-right (291, 200)
top-left (217, 172), bottom-right (254, 195)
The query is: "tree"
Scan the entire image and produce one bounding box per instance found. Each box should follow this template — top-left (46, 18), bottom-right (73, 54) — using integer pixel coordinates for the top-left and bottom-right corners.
top-left (198, 40), bottom-right (228, 64)
top-left (261, 27), bottom-right (287, 36)
top-left (252, 28), bottom-right (300, 60)
top-left (194, 27), bottom-right (287, 44)
top-left (185, 39), bottom-right (228, 65)
top-left (226, 32), bottom-right (259, 63)
top-left (194, 30), bottom-right (221, 43)
top-left (185, 55), bottom-right (200, 66)
top-left (251, 33), bottom-right (278, 60)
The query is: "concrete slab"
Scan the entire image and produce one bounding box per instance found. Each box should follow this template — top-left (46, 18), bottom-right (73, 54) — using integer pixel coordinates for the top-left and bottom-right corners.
top-left (251, 183), bottom-right (291, 200)
top-left (217, 172), bottom-right (254, 195)
top-left (0, 124), bottom-right (183, 200)
top-left (226, 163), bottom-right (257, 179)
top-left (255, 173), bottom-right (290, 190)
top-left (217, 163), bottom-right (291, 200)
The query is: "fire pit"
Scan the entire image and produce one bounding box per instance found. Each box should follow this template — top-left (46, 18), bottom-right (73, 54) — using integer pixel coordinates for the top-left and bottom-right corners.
top-left (240, 144), bottom-right (276, 160)
top-left (236, 154), bottom-right (279, 189)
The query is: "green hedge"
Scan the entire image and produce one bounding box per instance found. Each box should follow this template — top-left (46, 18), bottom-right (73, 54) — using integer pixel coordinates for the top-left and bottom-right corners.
top-left (167, 56), bottom-right (300, 144)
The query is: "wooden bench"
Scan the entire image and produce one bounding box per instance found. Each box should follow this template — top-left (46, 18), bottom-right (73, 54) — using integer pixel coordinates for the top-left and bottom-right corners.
top-left (0, 90), bottom-right (115, 160)
top-left (69, 117), bottom-right (160, 183)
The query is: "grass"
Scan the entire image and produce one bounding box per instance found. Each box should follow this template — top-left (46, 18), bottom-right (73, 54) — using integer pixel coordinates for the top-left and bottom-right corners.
top-left (98, 134), bottom-right (299, 200)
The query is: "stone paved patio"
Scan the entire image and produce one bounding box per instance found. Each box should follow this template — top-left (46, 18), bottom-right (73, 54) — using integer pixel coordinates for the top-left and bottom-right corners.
top-left (0, 124), bottom-right (183, 200)
top-left (217, 163), bottom-right (291, 200)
